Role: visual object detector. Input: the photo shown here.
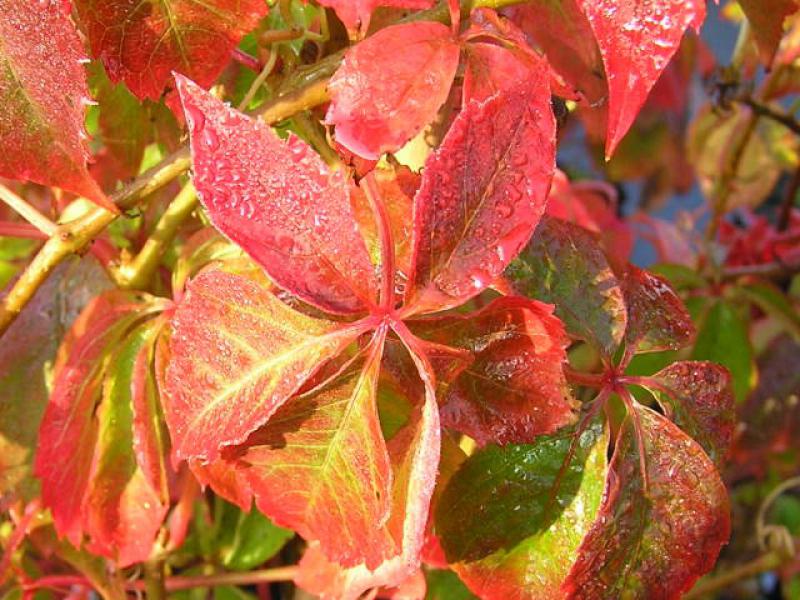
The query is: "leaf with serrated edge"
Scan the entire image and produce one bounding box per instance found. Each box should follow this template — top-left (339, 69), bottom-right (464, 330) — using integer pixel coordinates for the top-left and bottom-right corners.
top-left (318, 0), bottom-right (434, 33)
top-left (74, 0), bottom-right (268, 101)
top-left (643, 361), bottom-right (735, 468)
top-left (577, 0), bottom-right (706, 157)
top-left (34, 291), bottom-right (153, 546)
top-left (410, 296), bottom-right (576, 445)
top-left (295, 346), bottom-right (441, 598)
top-left (164, 269), bottom-right (367, 463)
top-left (435, 419), bottom-right (608, 599)
top-left (0, 0), bottom-right (110, 209)
top-left (508, 215), bottom-right (627, 358)
top-left (85, 319), bottom-right (168, 566)
top-left (236, 331), bottom-right (392, 569)
top-left (563, 404), bottom-right (730, 599)
top-left (176, 75), bottom-right (378, 315)
top-left (622, 264), bottom-right (695, 355)
top-left (326, 21), bottom-right (460, 159)
top-left (411, 80), bottom-right (556, 312)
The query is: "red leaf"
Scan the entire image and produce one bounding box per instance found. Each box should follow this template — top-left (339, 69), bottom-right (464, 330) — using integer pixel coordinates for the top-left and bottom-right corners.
top-left (326, 21), bottom-right (460, 159)
top-left (622, 264), bottom-right (695, 356)
top-left (410, 297), bottom-right (576, 445)
top-left (294, 375), bottom-right (440, 598)
top-left (410, 81), bottom-right (556, 313)
top-left (236, 333), bottom-right (393, 569)
top-left (318, 0), bottom-right (435, 34)
top-left (188, 459), bottom-right (252, 510)
top-left (74, 0), bottom-right (268, 101)
top-left (739, 0), bottom-right (799, 66)
top-left (34, 292), bottom-right (155, 549)
top-left (0, 0), bottom-right (111, 210)
top-left (577, 0), bottom-right (706, 157)
top-left (176, 76), bottom-right (378, 314)
top-left (564, 404), bottom-right (730, 599)
top-left (164, 269), bottom-right (368, 463)
top-left (504, 1), bottom-right (605, 103)
top-left (645, 361), bottom-right (735, 468)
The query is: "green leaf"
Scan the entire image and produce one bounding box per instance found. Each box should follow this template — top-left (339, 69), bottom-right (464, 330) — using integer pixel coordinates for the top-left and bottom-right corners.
top-left (692, 300), bottom-right (754, 402)
top-left (508, 215), bottom-right (627, 357)
top-left (434, 419), bottom-right (608, 598)
top-left (222, 509), bottom-right (294, 571)
top-left (425, 569), bottom-right (478, 600)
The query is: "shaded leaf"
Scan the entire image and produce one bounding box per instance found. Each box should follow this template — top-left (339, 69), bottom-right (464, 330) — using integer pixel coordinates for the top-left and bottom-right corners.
top-left (739, 0), bottom-right (798, 66)
top-left (410, 296), bottom-right (576, 445)
top-left (0, 257), bottom-right (110, 499)
top-left (236, 333), bottom-right (392, 569)
top-left (411, 80), bottom-right (556, 312)
top-left (622, 264), bottom-right (695, 355)
top-left (508, 215), bottom-right (627, 357)
top-left (425, 569), bottom-right (478, 600)
top-left (644, 361), bottom-right (735, 468)
top-left (74, 0), bottom-right (268, 101)
top-left (563, 405), bottom-right (730, 600)
top-left (318, 0), bottom-right (434, 33)
top-left (692, 300), bottom-right (754, 403)
top-left (436, 419), bottom-right (608, 599)
top-left (326, 21), bottom-right (460, 159)
top-left (176, 75), bottom-right (378, 314)
top-left (578, 0), bottom-right (706, 157)
top-left (222, 509), bottom-right (294, 571)
top-left (0, 0), bottom-right (109, 209)
top-left (164, 269), bottom-right (366, 463)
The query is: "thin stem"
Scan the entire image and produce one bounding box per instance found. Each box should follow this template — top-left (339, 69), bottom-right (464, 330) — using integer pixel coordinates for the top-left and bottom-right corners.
top-left (114, 182), bottom-right (198, 290)
top-left (0, 184), bottom-right (57, 236)
top-left (619, 385), bottom-right (650, 492)
top-left (684, 552), bottom-right (784, 599)
top-left (238, 48), bottom-right (279, 111)
top-left (231, 48), bottom-right (262, 72)
top-left (143, 560), bottom-right (166, 600)
top-left (565, 367), bottom-right (606, 389)
top-left (165, 566), bottom-right (298, 591)
top-left (0, 221), bottom-right (47, 240)
top-left (738, 97), bottom-right (800, 136)
top-left (293, 111), bottom-right (342, 168)
top-left (362, 173), bottom-right (395, 310)
top-left (0, 499), bottom-right (40, 585)
top-left (721, 256), bottom-right (800, 280)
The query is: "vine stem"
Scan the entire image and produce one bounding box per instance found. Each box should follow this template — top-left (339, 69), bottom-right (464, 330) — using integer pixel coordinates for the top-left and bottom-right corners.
top-left (0, 221), bottom-right (47, 240)
top-left (0, 184), bottom-right (57, 236)
top-left (684, 552), bottom-right (784, 599)
top-left (0, 0), bottom-right (529, 338)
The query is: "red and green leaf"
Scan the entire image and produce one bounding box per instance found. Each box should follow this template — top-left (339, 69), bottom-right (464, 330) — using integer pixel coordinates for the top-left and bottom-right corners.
top-left (508, 215), bottom-right (627, 358)
top-left (410, 296), bottom-right (577, 445)
top-left (563, 404), bottom-right (730, 599)
top-left (738, 0), bottom-right (799, 66)
top-left (318, 0), bottom-right (435, 34)
top-left (642, 361), bottom-right (735, 468)
top-left (164, 269), bottom-right (367, 463)
top-left (326, 21), bottom-right (460, 159)
top-left (410, 80), bottom-right (556, 312)
top-left (74, 0), bottom-right (268, 101)
top-left (176, 75), bottom-right (378, 315)
top-left (434, 419), bottom-right (608, 599)
top-left (0, 0), bottom-right (110, 209)
top-left (577, 0), bottom-right (706, 157)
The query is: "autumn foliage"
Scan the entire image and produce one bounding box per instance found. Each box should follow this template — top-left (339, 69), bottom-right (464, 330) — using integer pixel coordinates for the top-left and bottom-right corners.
top-left (1, 1), bottom-right (800, 599)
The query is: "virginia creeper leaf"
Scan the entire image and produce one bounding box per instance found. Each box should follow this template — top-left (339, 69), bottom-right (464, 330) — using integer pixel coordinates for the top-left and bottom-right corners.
top-left (0, 257), bottom-right (110, 499)
top-left (411, 80), bottom-right (556, 312)
top-left (34, 291), bottom-right (154, 547)
top-left (504, 1), bottom-right (605, 103)
top-left (0, 0), bottom-right (110, 209)
top-left (622, 264), bottom-right (695, 355)
top-left (326, 21), bottom-right (460, 159)
top-left (74, 0), bottom-right (268, 101)
top-left (317, 0), bottom-right (434, 34)
top-left (563, 405), bottom-right (730, 599)
top-left (410, 296), bottom-right (577, 445)
top-left (507, 215), bottom-right (627, 358)
top-left (577, 0), bottom-right (706, 157)
top-left (738, 0), bottom-right (798, 66)
top-left (435, 419), bottom-right (608, 599)
top-left (221, 509), bottom-right (294, 571)
top-left (84, 319), bottom-right (168, 566)
top-left (164, 269), bottom-right (367, 462)
top-left (643, 361), bottom-right (735, 468)
top-left (176, 75), bottom-right (378, 314)
top-left (295, 354), bottom-right (441, 598)
top-left (235, 334), bottom-right (393, 569)
top-left (691, 300), bottom-right (754, 403)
